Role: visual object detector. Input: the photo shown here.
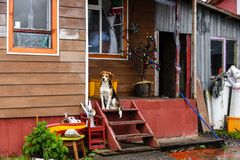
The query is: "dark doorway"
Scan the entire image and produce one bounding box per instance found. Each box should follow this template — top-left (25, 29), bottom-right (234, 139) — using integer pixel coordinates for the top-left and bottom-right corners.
top-left (158, 32), bottom-right (190, 98)
top-left (159, 32), bottom-right (176, 98)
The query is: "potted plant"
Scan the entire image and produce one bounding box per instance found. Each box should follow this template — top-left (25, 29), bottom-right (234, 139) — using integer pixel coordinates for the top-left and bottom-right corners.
top-left (23, 121), bottom-right (69, 160)
top-left (123, 32), bottom-right (160, 97)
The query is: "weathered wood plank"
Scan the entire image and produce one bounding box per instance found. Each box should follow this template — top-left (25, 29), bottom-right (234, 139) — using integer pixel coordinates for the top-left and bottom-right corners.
top-left (90, 67), bottom-right (154, 76)
top-left (0, 74), bottom-right (85, 85)
top-left (0, 106), bottom-right (83, 118)
top-left (0, 3), bottom-right (6, 14)
top-left (60, 7), bottom-right (85, 19)
top-left (0, 26), bottom-right (6, 37)
top-left (0, 95), bottom-right (84, 109)
top-left (60, 0), bottom-right (85, 8)
top-left (60, 17), bottom-right (85, 29)
top-left (60, 40), bottom-right (85, 51)
top-left (0, 37), bottom-right (6, 49)
top-left (196, 79), bottom-right (210, 132)
top-left (0, 62), bottom-right (85, 73)
top-left (0, 14), bottom-right (6, 25)
top-left (79, 30), bottom-right (86, 41)
top-left (60, 51), bottom-right (85, 62)
top-left (60, 29), bottom-right (80, 40)
top-left (0, 84), bottom-right (85, 97)
top-left (0, 50), bottom-right (86, 62)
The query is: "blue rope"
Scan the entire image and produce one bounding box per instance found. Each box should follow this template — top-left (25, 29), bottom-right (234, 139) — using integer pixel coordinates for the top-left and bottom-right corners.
top-left (179, 91), bottom-right (220, 140)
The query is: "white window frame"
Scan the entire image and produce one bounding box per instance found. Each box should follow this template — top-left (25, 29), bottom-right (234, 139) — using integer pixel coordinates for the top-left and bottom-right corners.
top-left (210, 37), bottom-right (237, 75)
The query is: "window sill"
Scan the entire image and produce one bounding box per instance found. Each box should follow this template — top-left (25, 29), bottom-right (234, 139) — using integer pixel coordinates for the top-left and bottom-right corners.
top-left (8, 48), bottom-right (59, 56)
top-left (89, 53), bottom-right (127, 60)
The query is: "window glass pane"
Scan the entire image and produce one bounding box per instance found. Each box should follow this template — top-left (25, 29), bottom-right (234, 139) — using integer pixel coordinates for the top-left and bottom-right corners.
top-left (14, 33), bottom-right (51, 48)
top-left (226, 40), bottom-right (235, 71)
top-left (14, 0), bottom-right (51, 30)
top-left (102, 0), bottom-right (123, 53)
top-left (211, 40), bottom-right (223, 76)
top-left (89, 10), bottom-right (100, 53)
top-left (89, 0), bottom-right (98, 5)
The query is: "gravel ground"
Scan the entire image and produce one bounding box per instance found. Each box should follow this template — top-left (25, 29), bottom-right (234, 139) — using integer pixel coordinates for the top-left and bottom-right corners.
top-left (94, 150), bottom-right (174, 160)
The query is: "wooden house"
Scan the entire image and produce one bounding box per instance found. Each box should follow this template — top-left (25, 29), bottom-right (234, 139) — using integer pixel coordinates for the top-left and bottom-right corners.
top-left (0, 0), bottom-right (239, 156)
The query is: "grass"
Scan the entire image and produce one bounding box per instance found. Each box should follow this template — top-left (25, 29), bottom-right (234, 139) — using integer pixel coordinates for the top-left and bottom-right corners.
top-left (215, 130), bottom-right (240, 139)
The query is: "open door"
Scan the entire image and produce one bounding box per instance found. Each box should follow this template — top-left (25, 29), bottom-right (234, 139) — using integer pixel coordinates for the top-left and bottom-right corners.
top-left (157, 32), bottom-right (191, 98)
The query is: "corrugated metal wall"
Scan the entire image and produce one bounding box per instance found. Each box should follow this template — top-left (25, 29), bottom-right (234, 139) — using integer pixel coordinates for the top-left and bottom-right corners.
top-left (155, 1), bottom-right (240, 89)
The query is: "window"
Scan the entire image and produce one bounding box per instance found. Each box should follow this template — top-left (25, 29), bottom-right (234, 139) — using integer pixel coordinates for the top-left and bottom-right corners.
top-left (210, 38), bottom-right (236, 76)
top-left (8, 0), bottom-right (57, 54)
top-left (88, 0), bottom-right (127, 58)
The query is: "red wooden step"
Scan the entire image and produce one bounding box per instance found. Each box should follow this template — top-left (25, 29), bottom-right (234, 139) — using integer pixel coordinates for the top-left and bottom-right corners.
top-left (91, 139), bottom-right (105, 144)
top-left (90, 144), bottom-right (105, 150)
top-left (109, 120), bottom-right (145, 126)
top-left (102, 108), bottom-right (138, 112)
top-left (116, 133), bottom-right (153, 141)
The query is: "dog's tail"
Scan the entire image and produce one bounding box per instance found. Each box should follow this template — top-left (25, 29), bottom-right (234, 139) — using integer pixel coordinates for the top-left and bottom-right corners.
top-left (118, 107), bottom-right (123, 118)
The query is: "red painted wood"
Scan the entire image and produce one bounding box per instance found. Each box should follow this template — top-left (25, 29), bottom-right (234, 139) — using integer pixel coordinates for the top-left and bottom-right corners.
top-left (134, 99), bottom-right (198, 139)
top-left (93, 101), bottom-right (121, 151)
top-left (0, 116), bottom-right (64, 157)
top-left (216, 0), bottom-right (236, 14)
top-left (1, 99), bottom-right (198, 156)
top-left (186, 34), bottom-right (191, 98)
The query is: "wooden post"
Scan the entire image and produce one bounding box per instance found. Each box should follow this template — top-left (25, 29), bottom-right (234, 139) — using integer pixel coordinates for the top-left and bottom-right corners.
top-left (175, 0), bottom-right (180, 97)
top-left (192, 0), bottom-right (197, 98)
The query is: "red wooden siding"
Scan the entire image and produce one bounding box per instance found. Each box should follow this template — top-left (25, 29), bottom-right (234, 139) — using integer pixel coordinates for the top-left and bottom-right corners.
top-left (135, 99), bottom-right (198, 138)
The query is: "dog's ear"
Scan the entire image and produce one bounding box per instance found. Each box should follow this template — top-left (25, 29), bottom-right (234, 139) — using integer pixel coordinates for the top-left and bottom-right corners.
top-left (109, 72), bottom-right (114, 80)
top-left (100, 71), bottom-right (105, 78)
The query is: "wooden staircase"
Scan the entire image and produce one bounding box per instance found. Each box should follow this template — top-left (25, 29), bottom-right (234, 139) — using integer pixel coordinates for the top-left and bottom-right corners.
top-left (92, 100), bottom-right (159, 151)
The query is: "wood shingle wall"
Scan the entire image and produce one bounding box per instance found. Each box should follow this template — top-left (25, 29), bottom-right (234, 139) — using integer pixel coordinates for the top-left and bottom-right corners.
top-left (0, 0), bottom-right (86, 118)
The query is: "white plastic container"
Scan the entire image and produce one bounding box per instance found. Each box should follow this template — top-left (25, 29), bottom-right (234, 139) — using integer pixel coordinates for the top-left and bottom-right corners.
top-left (229, 83), bottom-right (240, 117)
top-left (211, 81), bottom-right (231, 129)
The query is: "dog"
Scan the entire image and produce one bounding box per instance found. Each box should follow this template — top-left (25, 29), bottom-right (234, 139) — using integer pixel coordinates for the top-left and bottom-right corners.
top-left (100, 71), bottom-right (122, 118)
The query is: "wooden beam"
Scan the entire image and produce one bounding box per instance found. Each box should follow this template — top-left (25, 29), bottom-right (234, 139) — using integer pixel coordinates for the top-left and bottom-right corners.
top-left (192, 0), bottom-right (197, 98)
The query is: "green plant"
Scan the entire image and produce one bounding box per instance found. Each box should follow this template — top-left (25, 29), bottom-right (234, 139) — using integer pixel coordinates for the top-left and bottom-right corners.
top-left (23, 121), bottom-right (68, 160)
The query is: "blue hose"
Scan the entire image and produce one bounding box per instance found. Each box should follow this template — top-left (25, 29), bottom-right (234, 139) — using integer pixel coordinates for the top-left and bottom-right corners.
top-left (179, 91), bottom-right (220, 140)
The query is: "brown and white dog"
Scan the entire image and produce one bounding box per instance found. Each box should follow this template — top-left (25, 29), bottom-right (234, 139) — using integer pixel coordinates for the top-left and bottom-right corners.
top-left (100, 71), bottom-right (122, 118)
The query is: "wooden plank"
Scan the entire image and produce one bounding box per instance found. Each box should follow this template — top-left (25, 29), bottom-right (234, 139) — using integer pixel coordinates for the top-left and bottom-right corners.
top-left (109, 120), bottom-right (145, 126)
top-left (196, 79), bottom-right (210, 132)
top-left (0, 3), bottom-right (6, 14)
top-left (186, 34), bottom-right (191, 98)
top-left (0, 62), bottom-right (85, 73)
top-left (60, 51), bottom-right (85, 62)
top-left (0, 106), bottom-right (83, 118)
top-left (0, 37), bottom-right (6, 49)
top-left (0, 0), bottom-right (6, 3)
top-left (60, 40), bottom-right (85, 51)
top-left (115, 133), bottom-right (152, 141)
top-left (90, 67), bottom-right (154, 76)
top-left (0, 26), bottom-right (6, 37)
top-left (0, 95), bottom-right (84, 109)
top-left (60, 17), bottom-right (85, 30)
top-left (79, 30), bottom-right (86, 41)
top-left (60, 0), bottom-right (85, 8)
top-left (0, 14), bottom-right (6, 25)
top-left (0, 73), bottom-right (85, 85)
top-left (60, 7), bottom-right (85, 19)
top-left (60, 29), bottom-right (80, 40)
top-left (0, 84), bottom-right (85, 97)
top-left (0, 50), bottom-right (85, 62)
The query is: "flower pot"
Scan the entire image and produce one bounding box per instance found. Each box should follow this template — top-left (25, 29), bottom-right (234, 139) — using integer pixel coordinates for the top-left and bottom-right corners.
top-left (134, 81), bottom-right (153, 97)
